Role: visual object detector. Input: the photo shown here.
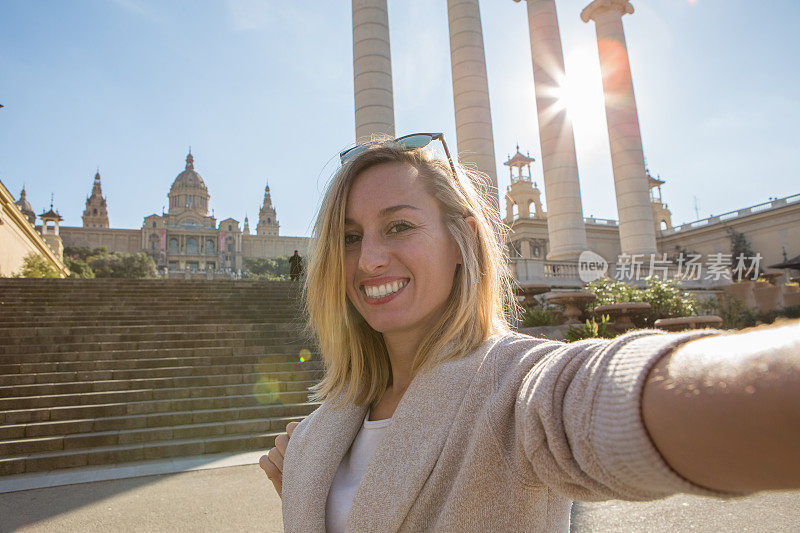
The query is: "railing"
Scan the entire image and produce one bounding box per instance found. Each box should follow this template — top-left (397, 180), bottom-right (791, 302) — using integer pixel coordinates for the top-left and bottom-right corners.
top-left (511, 258), bottom-right (733, 289)
top-left (584, 217), bottom-right (618, 226)
top-left (662, 193), bottom-right (800, 235)
top-left (506, 214), bottom-right (619, 226)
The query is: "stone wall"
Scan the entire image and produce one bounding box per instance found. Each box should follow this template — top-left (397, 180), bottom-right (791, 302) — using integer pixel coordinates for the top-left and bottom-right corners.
top-left (60, 227), bottom-right (142, 254)
top-left (0, 180), bottom-right (68, 277)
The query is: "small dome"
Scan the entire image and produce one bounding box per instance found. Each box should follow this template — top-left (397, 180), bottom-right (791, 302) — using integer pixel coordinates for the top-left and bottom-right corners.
top-left (15, 187), bottom-right (34, 215)
top-left (169, 152), bottom-right (208, 193)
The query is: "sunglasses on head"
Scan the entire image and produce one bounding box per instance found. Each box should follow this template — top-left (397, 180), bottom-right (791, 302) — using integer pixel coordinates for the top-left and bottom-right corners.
top-left (339, 132), bottom-right (459, 179)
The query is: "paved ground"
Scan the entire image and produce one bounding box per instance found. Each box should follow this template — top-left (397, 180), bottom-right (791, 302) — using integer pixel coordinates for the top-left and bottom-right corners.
top-left (1, 464), bottom-right (799, 532)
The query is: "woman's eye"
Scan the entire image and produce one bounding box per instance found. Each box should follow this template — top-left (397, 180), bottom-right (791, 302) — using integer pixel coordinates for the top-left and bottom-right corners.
top-left (344, 234), bottom-right (361, 246)
top-left (388, 222), bottom-right (412, 234)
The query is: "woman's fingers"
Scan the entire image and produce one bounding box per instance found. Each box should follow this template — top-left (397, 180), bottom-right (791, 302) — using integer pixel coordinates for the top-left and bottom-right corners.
top-left (275, 433), bottom-right (290, 455)
top-left (268, 445), bottom-right (284, 472)
top-left (259, 451), bottom-right (283, 498)
top-left (260, 420), bottom-right (303, 499)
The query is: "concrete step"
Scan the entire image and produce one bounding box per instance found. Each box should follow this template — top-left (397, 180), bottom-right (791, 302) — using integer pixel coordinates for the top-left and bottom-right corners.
top-left (0, 352), bottom-right (316, 375)
top-left (0, 379), bottom-right (318, 411)
top-left (0, 329), bottom-right (308, 347)
top-left (0, 357), bottom-right (320, 379)
top-left (0, 389), bottom-right (314, 425)
top-left (0, 359), bottom-right (323, 386)
top-left (0, 317), bottom-right (300, 328)
top-left (0, 345), bottom-right (309, 365)
top-left (0, 426), bottom-right (312, 476)
top-left (0, 322), bottom-right (302, 338)
top-left (0, 369), bottom-right (323, 398)
top-left (0, 334), bottom-right (308, 355)
top-left (0, 410), bottom-right (318, 456)
top-left (0, 402), bottom-right (316, 440)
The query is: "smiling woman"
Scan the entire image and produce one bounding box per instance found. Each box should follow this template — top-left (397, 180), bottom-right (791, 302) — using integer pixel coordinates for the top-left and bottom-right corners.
top-left (260, 134), bottom-right (800, 533)
top-left (305, 136), bottom-right (512, 410)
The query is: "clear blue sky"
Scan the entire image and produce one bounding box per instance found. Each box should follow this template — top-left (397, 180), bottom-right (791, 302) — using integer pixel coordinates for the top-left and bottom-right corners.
top-left (2, 0), bottom-right (798, 238)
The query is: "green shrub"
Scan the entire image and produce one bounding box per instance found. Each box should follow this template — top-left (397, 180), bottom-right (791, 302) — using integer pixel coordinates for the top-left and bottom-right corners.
top-left (88, 252), bottom-right (157, 278)
top-left (564, 314), bottom-right (615, 342)
top-left (62, 247), bottom-right (155, 279)
top-left (699, 297), bottom-right (757, 330)
top-left (243, 256), bottom-right (290, 280)
top-left (585, 276), bottom-right (699, 328)
top-left (520, 306), bottom-right (561, 327)
top-left (13, 253), bottom-right (62, 278)
top-left (65, 257), bottom-right (95, 278)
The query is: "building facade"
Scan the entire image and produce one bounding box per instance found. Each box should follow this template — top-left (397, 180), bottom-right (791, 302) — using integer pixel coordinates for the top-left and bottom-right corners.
top-left (503, 146), bottom-right (800, 288)
top-left (59, 152), bottom-right (309, 274)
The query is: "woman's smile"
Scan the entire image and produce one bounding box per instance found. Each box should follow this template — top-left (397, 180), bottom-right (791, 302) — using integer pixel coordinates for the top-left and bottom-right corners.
top-left (360, 277), bottom-right (410, 304)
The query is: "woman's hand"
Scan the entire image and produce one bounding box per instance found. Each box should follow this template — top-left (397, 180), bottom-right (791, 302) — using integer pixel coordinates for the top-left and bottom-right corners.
top-left (259, 421), bottom-right (300, 498)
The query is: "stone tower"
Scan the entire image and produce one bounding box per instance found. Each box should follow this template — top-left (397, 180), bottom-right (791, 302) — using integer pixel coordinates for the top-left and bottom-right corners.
top-left (648, 172), bottom-right (673, 234)
top-left (256, 184), bottom-right (279, 236)
top-left (39, 197), bottom-right (64, 261)
top-left (243, 215), bottom-right (250, 235)
top-left (503, 146), bottom-right (545, 223)
top-left (14, 186), bottom-right (36, 225)
top-left (82, 171), bottom-right (110, 228)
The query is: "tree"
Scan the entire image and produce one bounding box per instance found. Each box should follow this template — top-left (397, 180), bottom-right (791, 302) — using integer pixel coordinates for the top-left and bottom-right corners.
top-left (65, 257), bottom-right (95, 278)
top-left (63, 246), bottom-right (156, 278)
top-left (726, 227), bottom-right (757, 281)
top-left (88, 252), bottom-right (157, 278)
top-left (244, 256), bottom-right (290, 280)
top-left (13, 253), bottom-right (62, 278)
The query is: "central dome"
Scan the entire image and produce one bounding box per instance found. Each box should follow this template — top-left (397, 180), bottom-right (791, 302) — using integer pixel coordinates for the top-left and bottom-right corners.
top-left (169, 152), bottom-right (208, 193)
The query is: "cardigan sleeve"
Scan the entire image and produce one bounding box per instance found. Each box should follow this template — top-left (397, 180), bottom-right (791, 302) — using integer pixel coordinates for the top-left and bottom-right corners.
top-left (485, 329), bottom-right (734, 502)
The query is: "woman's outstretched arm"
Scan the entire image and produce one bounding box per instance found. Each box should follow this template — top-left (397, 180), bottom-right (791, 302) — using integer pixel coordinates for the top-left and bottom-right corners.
top-left (642, 319), bottom-right (800, 493)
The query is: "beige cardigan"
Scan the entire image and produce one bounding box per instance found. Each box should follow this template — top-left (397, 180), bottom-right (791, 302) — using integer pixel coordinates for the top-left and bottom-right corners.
top-left (282, 328), bottom-right (728, 532)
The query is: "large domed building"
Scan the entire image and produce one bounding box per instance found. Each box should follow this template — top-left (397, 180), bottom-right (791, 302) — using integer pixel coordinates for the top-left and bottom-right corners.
top-left (58, 151), bottom-right (309, 275)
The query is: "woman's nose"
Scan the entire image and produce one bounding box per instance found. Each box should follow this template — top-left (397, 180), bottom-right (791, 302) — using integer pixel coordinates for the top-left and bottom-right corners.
top-left (358, 234), bottom-right (389, 274)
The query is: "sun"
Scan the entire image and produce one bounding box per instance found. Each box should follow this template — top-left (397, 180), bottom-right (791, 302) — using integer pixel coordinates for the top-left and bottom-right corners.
top-left (555, 47), bottom-right (604, 123)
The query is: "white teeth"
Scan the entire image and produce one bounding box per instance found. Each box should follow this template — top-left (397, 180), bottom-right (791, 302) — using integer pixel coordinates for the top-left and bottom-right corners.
top-left (363, 280), bottom-right (406, 299)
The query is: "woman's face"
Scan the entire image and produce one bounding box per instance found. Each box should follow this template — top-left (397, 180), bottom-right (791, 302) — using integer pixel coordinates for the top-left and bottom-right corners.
top-left (343, 162), bottom-right (462, 339)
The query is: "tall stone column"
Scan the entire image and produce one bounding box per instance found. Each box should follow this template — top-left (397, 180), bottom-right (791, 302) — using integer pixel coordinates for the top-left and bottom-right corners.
top-left (513, 0), bottom-right (588, 261)
top-left (447, 0), bottom-right (499, 214)
top-left (581, 0), bottom-right (656, 256)
top-left (352, 0), bottom-right (395, 141)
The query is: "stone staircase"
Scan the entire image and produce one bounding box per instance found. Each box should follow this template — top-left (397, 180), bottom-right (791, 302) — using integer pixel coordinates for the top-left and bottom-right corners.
top-left (0, 278), bottom-right (322, 477)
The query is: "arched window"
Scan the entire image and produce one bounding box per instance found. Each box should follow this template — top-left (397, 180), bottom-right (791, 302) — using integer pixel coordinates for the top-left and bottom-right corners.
top-left (168, 238), bottom-right (179, 253)
top-left (508, 240), bottom-right (522, 258)
top-left (660, 220), bottom-right (668, 231)
top-left (205, 239), bottom-right (215, 254)
top-left (186, 238), bottom-right (199, 255)
top-left (93, 208), bottom-right (98, 215)
top-left (267, 217), bottom-right (271, 224)
top-left (512, 203), bottom-right (519, 220)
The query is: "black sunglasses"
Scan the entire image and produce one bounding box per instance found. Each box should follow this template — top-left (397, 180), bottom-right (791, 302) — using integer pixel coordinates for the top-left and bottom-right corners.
top-left (339, 132), bottom-right (459, 180)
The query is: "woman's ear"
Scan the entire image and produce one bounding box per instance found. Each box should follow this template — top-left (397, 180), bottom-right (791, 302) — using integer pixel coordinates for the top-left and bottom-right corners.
top-left (465, 215), bottom-right (477, 237)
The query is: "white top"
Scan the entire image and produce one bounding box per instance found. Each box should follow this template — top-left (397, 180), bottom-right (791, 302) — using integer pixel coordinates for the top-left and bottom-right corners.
top-left (325, 409), bottom-right (392, 533)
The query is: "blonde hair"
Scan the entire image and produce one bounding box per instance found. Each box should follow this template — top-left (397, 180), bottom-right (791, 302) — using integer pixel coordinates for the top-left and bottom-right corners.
top-left (304, 138), bottom-right (518, 407)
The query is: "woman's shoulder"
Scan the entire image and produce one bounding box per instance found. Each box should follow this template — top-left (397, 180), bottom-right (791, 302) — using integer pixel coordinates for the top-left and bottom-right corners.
top-left (458, 331), bottom-right (566, 390)
top-left (484, 330), bottom-right (565, 364)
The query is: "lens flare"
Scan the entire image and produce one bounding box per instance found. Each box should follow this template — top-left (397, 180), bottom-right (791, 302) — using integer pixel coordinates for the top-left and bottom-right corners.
top-left (299, 348), bottom-right (311, 363)
top-left (253, 377), bottom-right (280, 404)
